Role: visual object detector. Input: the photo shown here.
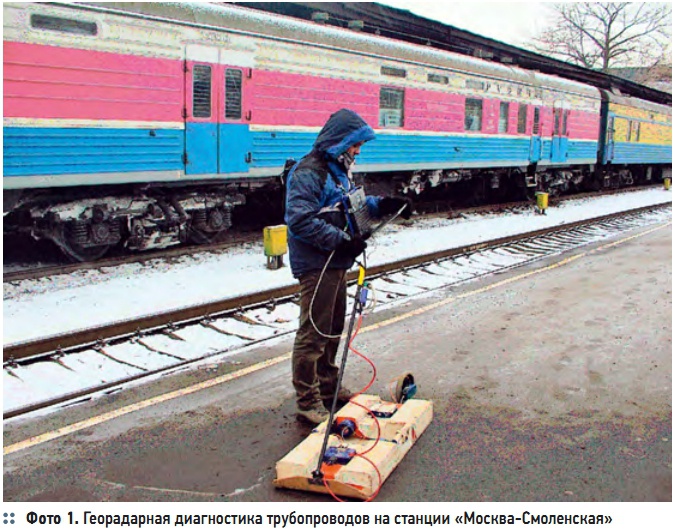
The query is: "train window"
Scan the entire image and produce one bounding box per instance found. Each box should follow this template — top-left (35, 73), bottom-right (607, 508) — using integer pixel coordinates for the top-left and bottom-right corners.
top-left (629, 121), bottom-right (641, 142)
top-left (466, 79), bottom-right (486, 91)
top-left (498, 102), bottom-right (509, 133)
top-left (464, 98), bottom-right (482, 132)
top-left (192, 65), bottom-right (212, 119)
top-left (428, 73), bottom-right (449, 84)
top-left (225, 69), bottom-right (242, 120)
top-left (532, 107), bottom-right (541, 135)
top-left (30, 14), bottom-right (97, 36)
top-left (379, 87), bottom-right (405, 127)
top-left (517, 104), bottom-right (527, 134)
top-left (381, 66), bottom-right (407, 78)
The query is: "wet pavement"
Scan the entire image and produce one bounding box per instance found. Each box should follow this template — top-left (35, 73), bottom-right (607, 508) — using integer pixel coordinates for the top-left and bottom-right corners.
top-left (3, 222), bottom-right (671, 503)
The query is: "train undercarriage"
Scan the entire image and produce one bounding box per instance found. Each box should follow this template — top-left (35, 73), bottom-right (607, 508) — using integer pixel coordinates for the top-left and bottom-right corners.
top-left (4, 185), bottom-right (247, 262)
top-left (3, 163), bottom-right (666, 262)
top-left (367, 163), bottom-right (663, 204)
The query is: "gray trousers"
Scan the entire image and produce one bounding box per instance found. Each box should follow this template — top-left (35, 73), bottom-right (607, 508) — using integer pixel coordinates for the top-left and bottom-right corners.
top-left (292, 268), bottom-right (347, 410)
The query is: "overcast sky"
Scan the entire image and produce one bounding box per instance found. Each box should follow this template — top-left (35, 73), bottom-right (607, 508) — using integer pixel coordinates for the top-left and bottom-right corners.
top-left (375, 1), bottom-right (555, 48)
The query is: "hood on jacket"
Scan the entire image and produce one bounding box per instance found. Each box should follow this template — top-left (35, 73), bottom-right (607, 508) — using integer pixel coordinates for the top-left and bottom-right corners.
top-left (313, 109), bottom-right (376, 159)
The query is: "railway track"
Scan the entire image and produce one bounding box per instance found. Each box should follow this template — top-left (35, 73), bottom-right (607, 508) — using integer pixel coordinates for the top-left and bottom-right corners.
top-left (2, 185), bottom-right (660, 283)
top-left (3, 202), bottom-right (670, 420)
top-left (2, 229), bottom-right (263, 283)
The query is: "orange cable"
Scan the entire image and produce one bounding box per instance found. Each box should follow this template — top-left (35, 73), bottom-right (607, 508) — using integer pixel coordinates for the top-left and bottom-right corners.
top-left (321, 453), bottom-right (383, 502)
top-left (320, 313), bottom-right (384, 501)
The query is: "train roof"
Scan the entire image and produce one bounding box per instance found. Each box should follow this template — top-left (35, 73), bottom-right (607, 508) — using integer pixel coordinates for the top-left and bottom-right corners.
top-left (603, 91), bottom-right (672, 116)
top-left (72, 1), bottom-right (599, 99)
top-left (236, 2), bottom-right (672, 107)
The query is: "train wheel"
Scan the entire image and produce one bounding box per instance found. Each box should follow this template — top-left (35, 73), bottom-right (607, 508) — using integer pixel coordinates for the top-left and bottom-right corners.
top-left (46, 226), bottom-right (112, 262)
top-left (188, 207), bottom-right (232, 244)
top-left (60, 242), bottom-right (111, 262)
top-left (188, 227), bottom-right (221, 244)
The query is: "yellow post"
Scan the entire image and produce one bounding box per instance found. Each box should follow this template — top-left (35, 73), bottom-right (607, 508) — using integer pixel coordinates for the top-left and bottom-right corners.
top-left (263, 225), bottom-right (288, 270)
top-left (535, 192), bottom-right (549, 215)
top-left (664, 177), bottom-right (671, 191)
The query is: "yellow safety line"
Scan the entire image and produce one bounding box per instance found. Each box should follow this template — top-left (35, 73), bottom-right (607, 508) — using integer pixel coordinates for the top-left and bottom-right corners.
top-left (4, 221), bottom-right (670, 456)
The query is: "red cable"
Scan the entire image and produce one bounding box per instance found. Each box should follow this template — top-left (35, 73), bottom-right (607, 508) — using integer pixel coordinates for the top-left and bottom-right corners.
top-left (356, 454), bottom-right (383, 502)
top-left (346, 315), bottom-right (382, 454)
top-left (320, 311), bottom-right (384, 501)
top-left (348, 315), bottom-right (377, 393)
top-left (322, 453), bottom-right (382, 502)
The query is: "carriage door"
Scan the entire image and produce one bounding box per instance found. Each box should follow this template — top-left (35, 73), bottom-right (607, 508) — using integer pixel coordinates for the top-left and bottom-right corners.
top-left (529, 107), bottom-right (543, 163)
top-left (185, 45), bottom-right (218, 175)
top-left (217, 51), bottom-right (252, 175)
top-left (604, 114), bottom-right (616, 163)
top-left (550, 103), bottom-right (569, 163)
top-left (184, 46), bottom-right (252, 175)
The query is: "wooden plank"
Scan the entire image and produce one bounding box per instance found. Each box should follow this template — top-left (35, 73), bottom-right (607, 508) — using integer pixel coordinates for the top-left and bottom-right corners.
top-left (274, 395), bottom-right (433, 500)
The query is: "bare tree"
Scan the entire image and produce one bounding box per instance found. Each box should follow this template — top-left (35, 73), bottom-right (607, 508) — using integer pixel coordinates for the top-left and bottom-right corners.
top-left (534, 3), bottom-right (671, 71)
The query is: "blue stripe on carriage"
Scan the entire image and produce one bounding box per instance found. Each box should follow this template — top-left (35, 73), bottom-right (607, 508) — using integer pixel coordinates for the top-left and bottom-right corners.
top-left (567, 139), bottom-right (600, 161)
top-left (609, 142), bottom-right (672, 165)
top-left (3, 127), bottom-right (184, 176)
top-left (5, 126), bottom-right (611, 181)
top-left (526, 139), bottom-right (598, 164)
top-left (249, 131), bottom-right (599, 169)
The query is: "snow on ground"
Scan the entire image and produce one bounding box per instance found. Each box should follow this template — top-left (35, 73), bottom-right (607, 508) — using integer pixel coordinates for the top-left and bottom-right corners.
top-left (2, 188), bottom-right (671, 346)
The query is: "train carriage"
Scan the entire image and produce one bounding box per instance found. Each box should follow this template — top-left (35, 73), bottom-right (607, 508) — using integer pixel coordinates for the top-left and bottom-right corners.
top-left (2, 2), bottom-right (670, 260)
top-left (598, 92), bottom-right (672, 186)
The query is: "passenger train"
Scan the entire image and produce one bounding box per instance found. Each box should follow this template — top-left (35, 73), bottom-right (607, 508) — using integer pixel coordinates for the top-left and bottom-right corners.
top-left (3, 2), bottom-right (672, 260)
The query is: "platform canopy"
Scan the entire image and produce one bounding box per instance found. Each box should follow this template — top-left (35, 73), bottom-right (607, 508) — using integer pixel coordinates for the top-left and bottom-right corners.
top-left (236, 1), bottom-right (672, 106)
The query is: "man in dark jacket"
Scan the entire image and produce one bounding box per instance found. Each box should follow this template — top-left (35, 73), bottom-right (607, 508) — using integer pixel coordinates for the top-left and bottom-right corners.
top-left (285, 109), bottom-right (411, 424)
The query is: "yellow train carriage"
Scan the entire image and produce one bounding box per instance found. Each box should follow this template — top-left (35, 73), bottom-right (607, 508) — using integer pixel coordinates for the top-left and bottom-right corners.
top-left (603, 93), bottom-right (672, 166)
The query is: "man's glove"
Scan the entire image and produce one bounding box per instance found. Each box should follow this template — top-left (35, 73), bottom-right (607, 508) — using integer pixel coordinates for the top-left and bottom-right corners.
top-left (337, 234), bottom-right (367, 258)
top-left (379, 196), bottom-right (413, 220)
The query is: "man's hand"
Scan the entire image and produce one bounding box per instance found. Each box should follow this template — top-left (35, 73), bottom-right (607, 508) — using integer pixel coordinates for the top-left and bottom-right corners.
top-left (379, 196), bottom-right (413, 220)
top-left (337, 234), bottom-right (367, 258)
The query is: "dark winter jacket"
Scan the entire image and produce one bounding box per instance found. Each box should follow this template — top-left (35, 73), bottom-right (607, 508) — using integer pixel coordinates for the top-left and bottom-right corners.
top-left (284, 109), bottom-right (380, 278)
